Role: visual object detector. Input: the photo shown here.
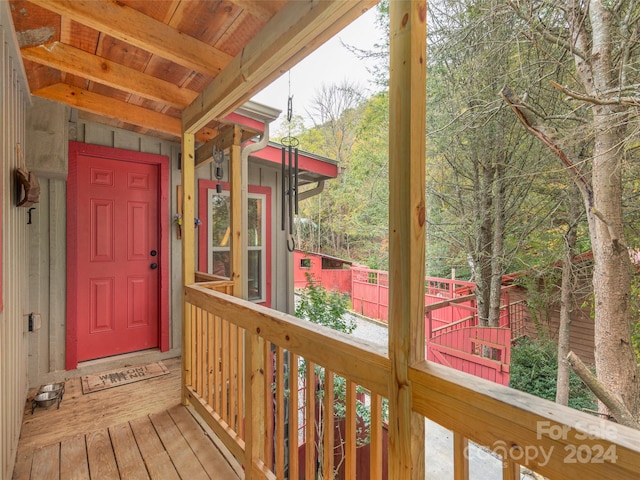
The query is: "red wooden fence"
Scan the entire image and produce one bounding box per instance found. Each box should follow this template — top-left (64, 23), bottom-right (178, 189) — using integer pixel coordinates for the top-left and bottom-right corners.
top-left (295, 260), bottom-right (530, 385)
top-left (350, 266), bottom-right (529, 385)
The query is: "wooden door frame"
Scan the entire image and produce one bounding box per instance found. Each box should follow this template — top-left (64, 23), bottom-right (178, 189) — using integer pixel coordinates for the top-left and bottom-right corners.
top-left (66, 141), bottom-right (170, 370)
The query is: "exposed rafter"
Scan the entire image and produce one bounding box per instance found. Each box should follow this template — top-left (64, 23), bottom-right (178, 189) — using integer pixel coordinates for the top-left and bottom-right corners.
top-left (21, 43), bottom-right (198, 109)
top-left (29, 0), bottom-right (233, 77)
top-left (33, 83), bottom-right (181, 137)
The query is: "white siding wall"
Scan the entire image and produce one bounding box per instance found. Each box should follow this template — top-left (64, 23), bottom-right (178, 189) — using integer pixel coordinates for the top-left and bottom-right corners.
top-left (0, 3), bottom-right (30, 478)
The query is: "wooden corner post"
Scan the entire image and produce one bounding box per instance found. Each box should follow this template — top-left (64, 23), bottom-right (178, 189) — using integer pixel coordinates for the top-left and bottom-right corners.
top-left (388, 1), bottom-right (427, 479)
top-left (229, 124), bottom-right (246, 299)
top-left (181, 132), bottom-right (196, 405)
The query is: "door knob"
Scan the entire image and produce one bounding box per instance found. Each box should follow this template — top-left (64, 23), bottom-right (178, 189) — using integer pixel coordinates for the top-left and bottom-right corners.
top-left (150, 263), bottom-right (158, 269)
top-left (150, 250), bottom-right (157, 256)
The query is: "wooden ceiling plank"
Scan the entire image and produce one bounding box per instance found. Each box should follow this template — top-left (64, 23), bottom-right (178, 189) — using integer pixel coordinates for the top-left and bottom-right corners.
top-left (183, 0), bottom-right (376, 133)
top-left (21, 42), bottom-right (197, 108)
top-left (228, 0), bottom-right (279, 24)
top-left (29, 0), bottom-right (234, 77)
top-left (33, 83), bottom-right (181, 136)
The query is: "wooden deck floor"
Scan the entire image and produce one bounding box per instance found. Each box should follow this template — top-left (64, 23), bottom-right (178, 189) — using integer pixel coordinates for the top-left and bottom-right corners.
top-left (12, 357), bottom-right (241, 479)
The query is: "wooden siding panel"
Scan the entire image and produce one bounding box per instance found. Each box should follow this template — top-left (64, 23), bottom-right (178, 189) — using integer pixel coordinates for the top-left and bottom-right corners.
top-left (1, 3), bottom-right (30, 478)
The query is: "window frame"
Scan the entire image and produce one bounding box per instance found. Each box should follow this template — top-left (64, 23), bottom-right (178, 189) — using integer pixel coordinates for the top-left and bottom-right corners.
top-left (198, 180), bottom-right (271, 307)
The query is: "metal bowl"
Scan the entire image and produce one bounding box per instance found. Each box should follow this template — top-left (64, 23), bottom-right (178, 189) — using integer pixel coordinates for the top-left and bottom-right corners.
top-left (38, 382), bottom-right (65, 395)
top-left (33, 391), bottom-right (60, 408)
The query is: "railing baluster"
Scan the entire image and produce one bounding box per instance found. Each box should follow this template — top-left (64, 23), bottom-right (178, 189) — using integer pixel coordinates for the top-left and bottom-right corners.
top-left (207, 312), bottom-right (214, 408)
top-left (264, 341), bottom-right (274, 471)
top-left (213, 314), bottom-right (221, 414)
top-left (190, 304), bottom-right (197, 388)
top-left (345, 380), bottom-right (356, 479)
top-left (289, 353), bottom-right (300, 480)
top-left (199, 306), bottom-right (206, 396)
top-left (503, 458), bottom-right (520, 480)
top-left (275, 346), bottom-right (285, 479)
top-left (237, 328), bottom-right (244, 439)
top-left (453, 432), bottom-right (469, 480)
top-left (229, 323), bottom-right (238, 432)
top-left (370, 393), bottom-right (383, 480)
top-left (245, 331), bottom-right (265, 479)
top-left (322, 370), bottom-right (335, 479)
top-left (305, 361), bottom-right (316, 480)
top-left (221, 318), bottom-right (229, 423)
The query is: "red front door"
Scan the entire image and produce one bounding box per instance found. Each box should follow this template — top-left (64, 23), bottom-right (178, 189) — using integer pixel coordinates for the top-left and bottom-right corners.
top-left (70, 150), bottom-right (160, 363)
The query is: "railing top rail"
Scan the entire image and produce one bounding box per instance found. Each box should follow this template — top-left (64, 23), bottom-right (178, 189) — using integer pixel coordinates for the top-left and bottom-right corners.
top-left (185, 283), bottom-right (390, 396)
top-left (425, 292), bottom-right (477, 312)
top-left (410, 360), bottom-right (640, 479)
top-left (194, 271), bottom-right (231, 283)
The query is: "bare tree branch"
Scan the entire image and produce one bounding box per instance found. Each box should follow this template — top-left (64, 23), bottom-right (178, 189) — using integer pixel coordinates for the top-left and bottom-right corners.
top-left (551, 81), bottom-right (640, 107)
top-left (500, 85), bottom-right (594, 208)
top-left (568, 351), bottom-right (640, 429)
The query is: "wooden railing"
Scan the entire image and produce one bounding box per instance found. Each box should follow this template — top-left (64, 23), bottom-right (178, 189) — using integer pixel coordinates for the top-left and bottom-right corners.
top-left (184, 282), bottom-right (640, 479)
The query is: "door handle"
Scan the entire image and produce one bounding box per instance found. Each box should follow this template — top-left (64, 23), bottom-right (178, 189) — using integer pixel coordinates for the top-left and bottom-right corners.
top-left (150, 263), bottom-right (158, 270)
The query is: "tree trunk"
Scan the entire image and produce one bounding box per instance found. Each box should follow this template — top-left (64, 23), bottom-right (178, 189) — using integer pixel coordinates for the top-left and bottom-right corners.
top-left (556, 189), bottom-right (581, 406)
top-left (488, 160), bottom-right (505, 327)
top-left (584, 1), bottom-right (640, 418)
top-left (474, 154), bottom-right (494, 327)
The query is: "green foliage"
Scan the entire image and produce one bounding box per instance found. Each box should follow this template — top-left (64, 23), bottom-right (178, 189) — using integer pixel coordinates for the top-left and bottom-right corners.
top-left (296, 273), bottom-right (355, 334)
top-left (629, 272), bottom-right (640, 363)
top-left (510, 337), bottom-right (595, 412)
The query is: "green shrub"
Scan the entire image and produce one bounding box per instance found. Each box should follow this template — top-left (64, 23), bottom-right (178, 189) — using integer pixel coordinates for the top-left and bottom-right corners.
top-left (295, 273), bottom-right (355, 334)
top-left (509, 337), bottom-right (595, 412)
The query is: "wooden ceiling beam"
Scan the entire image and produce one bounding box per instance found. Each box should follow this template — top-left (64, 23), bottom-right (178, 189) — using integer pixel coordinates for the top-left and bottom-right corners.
top-left (33, 83), bottom-right (181, 137)
top-left (195, 125), bottom-right (235, 168)
top-left (21, 42), bottom-right (198, 109)
top-left (182, 0), bottom-right (377, 134)
top-left (28, 0), bottom-right (233, 77)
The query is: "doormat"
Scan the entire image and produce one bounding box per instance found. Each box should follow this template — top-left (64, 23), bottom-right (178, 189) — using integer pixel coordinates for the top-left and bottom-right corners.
top-left (81, 361), bottom-right (169, 394)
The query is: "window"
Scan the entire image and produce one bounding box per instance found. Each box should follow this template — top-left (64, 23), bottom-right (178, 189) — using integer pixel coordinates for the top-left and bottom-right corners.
top-left (300, 258), bottom-right (311, 268)
top-left (207, 189), bottom-right (267, 303)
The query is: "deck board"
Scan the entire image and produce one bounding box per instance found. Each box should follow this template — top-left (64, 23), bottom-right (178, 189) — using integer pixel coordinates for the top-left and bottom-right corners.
top-left (12, 356), bottom-right (241, 479)
top-left (109, 423), bottom-right (150, 480)
top-left (86, 430), bottom-right (119, 480)
top-left (60, 435), bottom-right (90, 480)
top-left (168, 405), bottom-right (239, 478)
top-left (130, 416), bottom-right (181, 480)
top-left (30, 443), bottom-right (60, 480)
top-left (150, 410), bottom-right (211, 480)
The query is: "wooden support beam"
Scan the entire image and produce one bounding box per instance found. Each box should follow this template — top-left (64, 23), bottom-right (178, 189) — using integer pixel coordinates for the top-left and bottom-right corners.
top-left (21, 43), bottom-right (198, 109)
top-left (387, 1), bottom-right (427, 480)
top-left (29, 0), bottom-right (232, 77)
top-left (181, 132), bottom-right (196, 405)
top-left (33, 83), bottom-right (181, 137)
top-left (194, 126), bottom-right (257, 168)
top-left (229, 125), bottom-right (245, 298)
top-left (183, 0), bottom-right (376, 133)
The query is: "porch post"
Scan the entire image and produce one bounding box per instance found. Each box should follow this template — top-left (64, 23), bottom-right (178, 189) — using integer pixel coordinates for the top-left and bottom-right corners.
top-left (229, 124), bottom-right (247, 298)
top-left (181, 132), bottom-right (196, 405)
top-left (387, 1), bottom-right (427, 479)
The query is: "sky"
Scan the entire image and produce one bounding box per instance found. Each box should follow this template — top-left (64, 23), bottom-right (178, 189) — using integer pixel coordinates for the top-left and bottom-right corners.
top-left (251, 7), bottom-right (384, 128)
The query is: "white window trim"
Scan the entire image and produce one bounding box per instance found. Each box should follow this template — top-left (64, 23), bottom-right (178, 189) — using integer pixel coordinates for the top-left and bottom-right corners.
top-left (207, 189), bottom-right (267, 303)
